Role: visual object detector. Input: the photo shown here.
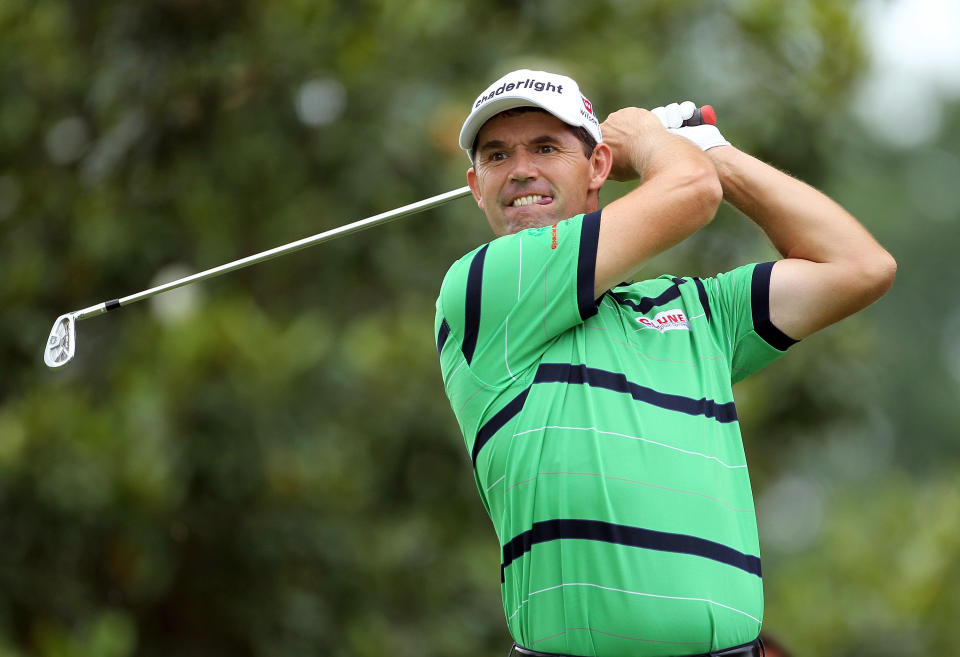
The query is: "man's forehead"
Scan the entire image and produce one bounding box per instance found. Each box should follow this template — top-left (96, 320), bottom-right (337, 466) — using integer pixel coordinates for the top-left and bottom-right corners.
top-left (475, 110), bottom-right (574, 145)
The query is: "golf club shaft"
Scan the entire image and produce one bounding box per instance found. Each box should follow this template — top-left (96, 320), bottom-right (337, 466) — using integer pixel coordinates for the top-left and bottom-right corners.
top-left (73, 186), bottom-right (473, 321)
top-left (70, 104), bottom-right (718, 322)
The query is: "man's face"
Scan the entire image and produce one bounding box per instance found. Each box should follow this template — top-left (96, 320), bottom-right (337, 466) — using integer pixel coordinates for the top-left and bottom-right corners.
top-left (467, 111), bottom-right (608, 237)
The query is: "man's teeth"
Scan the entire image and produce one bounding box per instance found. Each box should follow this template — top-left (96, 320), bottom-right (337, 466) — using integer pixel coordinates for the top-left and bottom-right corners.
top-left (512, 195), bottom-right (543, 207)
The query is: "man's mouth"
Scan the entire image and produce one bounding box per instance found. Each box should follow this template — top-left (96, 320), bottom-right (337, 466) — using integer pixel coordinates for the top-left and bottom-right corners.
top-left (511, 195), bottom-right (553, 207)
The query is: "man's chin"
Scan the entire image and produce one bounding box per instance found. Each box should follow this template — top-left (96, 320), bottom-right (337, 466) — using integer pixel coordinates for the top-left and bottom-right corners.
top-left (502, 207), bottom-right (563, 235)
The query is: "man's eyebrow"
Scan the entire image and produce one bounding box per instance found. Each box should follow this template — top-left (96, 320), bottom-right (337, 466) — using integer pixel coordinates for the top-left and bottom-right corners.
top-left (477, 139), bottom-right (508, 153)
top-left (477, 135), bottom-right (560, 153)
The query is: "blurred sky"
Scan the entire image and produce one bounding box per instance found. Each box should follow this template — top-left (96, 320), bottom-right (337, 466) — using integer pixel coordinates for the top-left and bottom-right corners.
top-left (858, 0), bottom-right (960, 147)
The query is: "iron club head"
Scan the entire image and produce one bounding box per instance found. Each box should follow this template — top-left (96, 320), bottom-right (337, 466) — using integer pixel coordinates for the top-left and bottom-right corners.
top-left (44, 313), bottom-right (77, 368)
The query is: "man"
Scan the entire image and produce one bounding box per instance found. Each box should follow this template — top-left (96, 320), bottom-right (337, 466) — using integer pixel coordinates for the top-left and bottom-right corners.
top-left (434, 69), bottom-right (895, 657)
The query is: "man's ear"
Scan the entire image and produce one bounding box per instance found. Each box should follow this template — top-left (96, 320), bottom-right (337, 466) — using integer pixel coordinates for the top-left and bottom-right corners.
top-left (588, 143), bottom-right (613, 192)
top-left (467, 167), bottom-right (484, 209)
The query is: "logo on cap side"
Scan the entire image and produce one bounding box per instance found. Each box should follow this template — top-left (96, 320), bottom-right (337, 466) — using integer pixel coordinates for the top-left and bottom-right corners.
top-left (582, 96), bottom-right (594, 115)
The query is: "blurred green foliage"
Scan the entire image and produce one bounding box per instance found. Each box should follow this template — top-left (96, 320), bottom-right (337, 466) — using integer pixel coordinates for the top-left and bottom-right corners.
top-left (1, 1), bottom-right (959, 656)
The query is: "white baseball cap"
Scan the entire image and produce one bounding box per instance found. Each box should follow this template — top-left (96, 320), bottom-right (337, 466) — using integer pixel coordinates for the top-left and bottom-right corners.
top-left (459, 69), bottom-right (602, 162)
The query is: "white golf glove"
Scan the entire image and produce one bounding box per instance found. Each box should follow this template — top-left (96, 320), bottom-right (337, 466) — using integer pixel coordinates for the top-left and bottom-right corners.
top-left (651, 101), bottom-right (730, 151)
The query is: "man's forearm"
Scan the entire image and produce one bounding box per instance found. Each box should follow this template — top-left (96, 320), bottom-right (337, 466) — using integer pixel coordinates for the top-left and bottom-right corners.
top-left (708, 146), bottom-right (885, 266)
top-left (594, 108), bottom-right (722, 297)
top-left (707, 145), bottom-right (896, 339)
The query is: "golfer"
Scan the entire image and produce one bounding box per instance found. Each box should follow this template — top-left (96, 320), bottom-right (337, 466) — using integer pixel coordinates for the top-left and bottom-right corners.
top-left (434, 69), bottom-right (895, 657)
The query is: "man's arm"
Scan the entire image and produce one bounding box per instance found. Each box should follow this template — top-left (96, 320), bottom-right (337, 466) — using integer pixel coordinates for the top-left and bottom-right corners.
top-left (594, 108), bottom-right (723, 298)
top-left (707, 146), bottom-right (897, 340)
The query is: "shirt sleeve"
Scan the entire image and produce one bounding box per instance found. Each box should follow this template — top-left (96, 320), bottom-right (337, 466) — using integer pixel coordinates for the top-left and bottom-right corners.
top-left (701, 261), bottom-right (799, 384)
top-left (436, 211), bottom-right (601, 387)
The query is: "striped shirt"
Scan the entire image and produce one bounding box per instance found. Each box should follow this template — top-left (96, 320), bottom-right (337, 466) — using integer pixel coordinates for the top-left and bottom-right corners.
top-left (435, 210), bottom-right (796, 656)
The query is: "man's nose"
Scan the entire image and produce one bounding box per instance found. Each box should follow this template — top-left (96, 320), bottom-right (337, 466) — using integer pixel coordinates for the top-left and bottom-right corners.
top-left (509, 150), bottom-right (538, 181)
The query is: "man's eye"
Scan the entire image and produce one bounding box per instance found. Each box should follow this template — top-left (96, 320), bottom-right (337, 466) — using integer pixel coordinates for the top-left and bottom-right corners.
top-left (538, 144), bottom-right (556, 154)
top-left (489, 152), bottom-right (507, 162)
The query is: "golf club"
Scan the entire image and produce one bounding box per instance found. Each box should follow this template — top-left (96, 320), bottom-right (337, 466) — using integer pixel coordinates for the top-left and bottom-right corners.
top-left (44, 186), bottom-right (473, 368)
top-left (44, 104), bottom-right (717, 369)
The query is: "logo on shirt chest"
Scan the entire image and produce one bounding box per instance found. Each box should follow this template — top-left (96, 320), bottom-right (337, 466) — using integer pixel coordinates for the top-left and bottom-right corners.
top-left (636, 309), bottom-right (689, 332)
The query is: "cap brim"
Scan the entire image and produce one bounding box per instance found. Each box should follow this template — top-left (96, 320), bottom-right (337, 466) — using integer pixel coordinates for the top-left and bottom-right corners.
top-left (458, 93), bottom-right (582, 157)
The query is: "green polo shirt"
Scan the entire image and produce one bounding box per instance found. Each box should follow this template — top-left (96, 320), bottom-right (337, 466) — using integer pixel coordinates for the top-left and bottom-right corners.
top-left (435, 210), bottom-right (795, 657)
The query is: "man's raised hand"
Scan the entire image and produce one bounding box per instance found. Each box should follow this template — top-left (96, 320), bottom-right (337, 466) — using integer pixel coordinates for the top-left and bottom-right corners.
top-left (652, 101), bottom-right (731, 151)
top-left (600, 107), bottom-right (676, 182)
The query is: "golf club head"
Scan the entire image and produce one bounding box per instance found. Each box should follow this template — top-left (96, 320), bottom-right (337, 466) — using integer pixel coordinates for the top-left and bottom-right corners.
top-left (44, 313), bottom-right (77, 368)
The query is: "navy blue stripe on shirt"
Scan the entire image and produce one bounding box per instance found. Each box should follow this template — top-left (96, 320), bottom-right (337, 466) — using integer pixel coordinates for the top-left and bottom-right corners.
top-left (462, 244), bottom-right (489, 365)
top-left (750, 261), bottom-right (798, 351)
top-left (472, 386), bottom-right (531, 467)
top-left (436, 319), bottom-right (451, 355)
top-left (501, 519), bottom-right (762, 580)
top-left (608, 278), bottom-right (686, 314)
top-left (470, 362), bottom-right (738, 469)
top-left (577, 211), bottom-right (602, 321)
top-left (534, 363), bottom-right (738, 423)
top-left (693, 277), bottom-right (712, 322)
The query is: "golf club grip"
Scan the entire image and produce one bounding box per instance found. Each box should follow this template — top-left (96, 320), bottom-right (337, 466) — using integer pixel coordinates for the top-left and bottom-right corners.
top-left (682, 105), bottom-right (716, 127)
